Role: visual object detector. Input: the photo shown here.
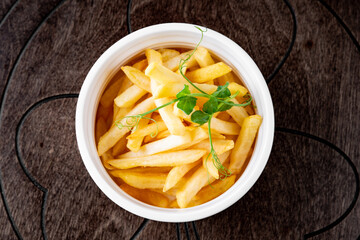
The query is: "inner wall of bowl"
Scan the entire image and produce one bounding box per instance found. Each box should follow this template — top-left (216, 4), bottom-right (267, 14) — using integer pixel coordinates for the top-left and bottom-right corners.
top-left (81, 24), bottom-right (272, 222)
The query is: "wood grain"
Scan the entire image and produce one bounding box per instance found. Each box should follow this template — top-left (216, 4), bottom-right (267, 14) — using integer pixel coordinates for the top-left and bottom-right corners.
top-left (0, 0), bottom-right (358, 239)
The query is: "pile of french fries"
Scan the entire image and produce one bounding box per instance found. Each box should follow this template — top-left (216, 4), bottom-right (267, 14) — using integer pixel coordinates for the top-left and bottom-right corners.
top-left (95, 46), bottom-right (262, 208)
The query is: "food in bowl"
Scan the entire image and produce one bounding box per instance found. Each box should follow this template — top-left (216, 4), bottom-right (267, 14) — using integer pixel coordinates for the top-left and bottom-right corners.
top-left (95, 30), bottom-right (262, 208)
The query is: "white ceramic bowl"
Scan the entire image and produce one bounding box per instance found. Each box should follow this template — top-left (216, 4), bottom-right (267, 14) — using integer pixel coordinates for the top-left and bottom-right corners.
top-left (76, 23), bottom-right (274, 222)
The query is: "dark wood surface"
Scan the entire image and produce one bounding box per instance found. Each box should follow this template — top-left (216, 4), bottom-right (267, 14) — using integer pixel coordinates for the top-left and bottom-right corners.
top-left (0, 0), bottom-right (359, 239)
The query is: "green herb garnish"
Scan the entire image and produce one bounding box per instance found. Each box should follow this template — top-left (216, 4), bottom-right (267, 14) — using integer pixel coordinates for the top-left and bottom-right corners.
top-left (115, 26), bottom-right (252, 179)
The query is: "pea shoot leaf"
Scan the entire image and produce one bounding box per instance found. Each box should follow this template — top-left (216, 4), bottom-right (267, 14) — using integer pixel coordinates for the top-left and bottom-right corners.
top-left (202, 97), bottom-right (218, 114)
top-left (177, 96), bottom-right (197, 115)
top-left (212, 82), bottom-right (231, 98)
top-left (191, 110), bottom-right (209, 125)
top-left (176, 85), bottom-right (191, 98)
top-left (217, 101), bottom-right (233, 111)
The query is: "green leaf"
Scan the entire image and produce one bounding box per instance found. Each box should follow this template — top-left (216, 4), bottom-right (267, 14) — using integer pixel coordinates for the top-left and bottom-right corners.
top-left (176, 85), bottom-right (191, 98)
top-left (177, 96), bottom-right (197, 115)
top-left (212, 82), bottom-right (231, 98)
top-left (217, 102), bottom-right (233, 112)
top-left (191, 110), bottom-right (209, 125)
top-left (202, 97), bottom-right (218, 114)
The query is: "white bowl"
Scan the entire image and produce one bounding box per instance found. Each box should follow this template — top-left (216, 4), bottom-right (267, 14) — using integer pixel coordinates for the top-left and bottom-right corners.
top-left (76, 23), bottom-right (274, 222)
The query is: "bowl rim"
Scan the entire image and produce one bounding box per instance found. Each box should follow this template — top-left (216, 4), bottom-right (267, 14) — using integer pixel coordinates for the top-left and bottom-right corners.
top-left (76, 22), bottom-right (274, 222)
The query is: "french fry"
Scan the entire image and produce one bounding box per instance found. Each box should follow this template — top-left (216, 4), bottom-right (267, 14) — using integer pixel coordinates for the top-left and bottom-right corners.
top-left (101, 150), bottom-right (116, 170)
top-left (145, 49), bottom-right (162, 64)
top-left (176, 151), bottom-right (230, 208)
top-left (203, 150), bottom-right (231, 179)
top-left (153, 82), bottom-right (217, 99)
top-left (228, 82), bottom-right (248, 97)
top-left (113, 76), bottom-right (133, 119)
top-left (194, 46), bottom-right (215, 67)
top-left (229, 115), bottom-right (262, 174)
top-left (108, 149), bottom-right (206, 169)
top-left (155, 97), bottom-right (186, 135)
top-left (97, 97), bottom-right (155, 156)
top-left (163, 50), bottom-right (197, 71)
top-left (217, 71), bottom-right (236, 85)
top-left (126, 116), bottom-right (150, 152)
top-left (97, 104), bottom-right (111, 119)
top-left (110, 170), bottom-right (167, 189)
top-left (186, 62), bottom-right (232, 83)
top-left (190, 139), bottom-right (234, 154)
top-left (127, 120), bottom-right (167, 139)
top-left (113, 107), bottom-right (132, 124)
top-left (143, 129), bottom-right (170, 143)
top-left (145, 62), bottom-right (186, 84)
top-left (95, 117), bottom-right (107, 144)
top-left (216, 111), bottom-right (232, 121)
top-left (208, 117), bottom-right (241, 135)
top-left (226, 98), bottom-right (249, 126)
top-left (132, 59), bottom-right (148, 72)
top-left (121, 66), bottom-right (151, 92)
top-left (114, 85), bottom-right (147, 108)
top-left (120, 167), bottom-right (172, 174)
top-left (100, 78), bottom-right (123, 108)
top-left (112, 135), bottom-right (128, 156)
top-left (188, 175), bottom-right (236, 207)
top-left (158, 48), bottom-right (180, 62)
top-left (163, 160), bottom-right (201, 192)
top-left (120, 184), bottom-right (169, 208)
top-left (120, 127), bottom-right (208, 158)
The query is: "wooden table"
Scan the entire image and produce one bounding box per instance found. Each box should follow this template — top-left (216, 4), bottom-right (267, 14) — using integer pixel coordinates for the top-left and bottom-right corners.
top-left (1, 0), bottom-right (359, 239)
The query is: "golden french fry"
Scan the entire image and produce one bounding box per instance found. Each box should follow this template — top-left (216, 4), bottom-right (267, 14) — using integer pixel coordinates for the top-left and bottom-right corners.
top-left (229, 115), bottom-right (262, 174)
top-left (145, 62), bottom-right (186, 84)
top-left (176, 151), bottom-right (231, 208)
top-left (176, 167), bottom-right (211, 208)
top-left (113, 107), bottom-right (132, 124)
top-left (226, 98), bottom-right (249, 126)
top-left (163, 50), bottom-right (197, 71)
top-left (108, 149), bottom-right (206, 169)
top-left (203, 150), bottom-right (231, 179)
top-left (101, 150), bottom-right (116, 170)
top-left (120, 131), bottom-right (191, 158)
top-left (155, 97), bottom-right (186, 135)
top-left (143, 129), bottom-right (170, 143)
top-left (95, 117), bottom-right (107, 144)
top-left (158, 48), bottom-right (180, 62)
top-left (169, 200), bottom-right (180, 208)
top-left (188, 175), bottom-right (236, 207)
top-left (126, 116), bottom-right (150, 152)
top-left (110, 170), bottom-right (167, 189)
top-left (190, 139), bottom-right (234, 154)
top-left (145, 49), bottom-right (163, 64)
top-left (120, 127), bottom-right (208, 158)
top-left (186, 62), bottom-right (232, 83)
top-left (97, 104), bottom-right (111, 120)
top-left (100, 78), bottom-right (123, 108)
top-left (207, 117), bottom-right (241, 135)
top-left (132, 59), bottom-right (148, 71)
top-left (114, 85), bottom-right (147, 108)
top-left (163, 160), bottom-right (200, 192)
top-left (153, 82), bottom-right (217, 99)
top-left (194, 47), bottom-right (215, 67)
top-left (228, 82), bottom-right (248, 97)
top-left (127, 120), bottom-right (167, 139)
top-left (121, 66), bottom-right (151, 92)
top-left (112, 135), bottom-right (128, 156)
top-left (217, 71), bottom-right (236, 85)
top-left (97, 97), bottom-right (155, 156)
top-left (120, 183), bottom-right (169, 208)
top-left (216, 111), bottom-right (232, 121)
